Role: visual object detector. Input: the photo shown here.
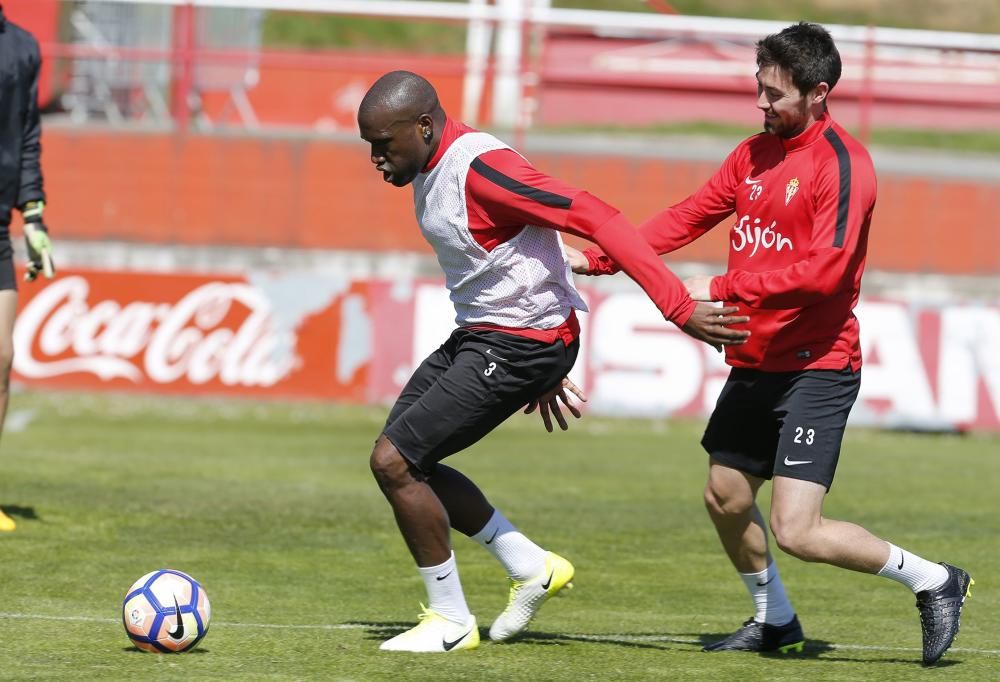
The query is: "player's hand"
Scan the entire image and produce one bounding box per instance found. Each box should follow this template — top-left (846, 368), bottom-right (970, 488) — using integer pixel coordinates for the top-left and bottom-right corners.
top-left (24, 222), bottom-right (55, 282)
top-left (524, 377), bottom-right (587, 432)
top-left (681, 303), bottom-right (750, 353)
top-left (683, 275), bottom-right (714, 301)
top-left (563, 245), bottom-right (589, 274)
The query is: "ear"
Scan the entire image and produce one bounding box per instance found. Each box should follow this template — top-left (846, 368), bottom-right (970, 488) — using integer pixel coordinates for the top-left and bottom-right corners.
top-left (811, 82), bottom-right (830, 107)
top-left (417, 114), bottom-right (435, 142)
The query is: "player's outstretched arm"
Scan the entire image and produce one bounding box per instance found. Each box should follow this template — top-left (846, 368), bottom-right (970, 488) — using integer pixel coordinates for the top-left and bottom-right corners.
top-left (524, 377), bottom-right (587, 433)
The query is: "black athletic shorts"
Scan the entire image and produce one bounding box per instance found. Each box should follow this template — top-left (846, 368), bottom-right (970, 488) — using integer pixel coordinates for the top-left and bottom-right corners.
top-left (383, 327), bottom-right (579, 473)
top-left (0, 239), bottom-right (15, 291)
top-left (701, 366), bottom-right (861, 490)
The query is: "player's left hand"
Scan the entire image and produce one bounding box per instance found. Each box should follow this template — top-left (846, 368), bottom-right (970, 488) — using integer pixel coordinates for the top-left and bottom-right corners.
top-left (525, 377), bottom-right (587, 432)
top-left (24, 222), bottom-right (56, 281)
top-left (683, 275), bottom-right (715, 301)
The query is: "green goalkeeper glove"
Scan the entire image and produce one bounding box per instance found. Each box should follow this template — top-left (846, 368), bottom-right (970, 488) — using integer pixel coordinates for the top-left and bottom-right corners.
top-left (22, 201), bottom-right (55, 281)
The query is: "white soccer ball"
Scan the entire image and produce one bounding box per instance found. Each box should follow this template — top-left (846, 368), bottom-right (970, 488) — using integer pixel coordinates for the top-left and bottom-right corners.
top-left (122, 569), bottom-right (211, 653)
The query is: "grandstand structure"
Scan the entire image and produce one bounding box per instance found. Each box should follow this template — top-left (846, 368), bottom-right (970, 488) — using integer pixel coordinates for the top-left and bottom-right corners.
top-left (4, 0), bottom-right (999, 431)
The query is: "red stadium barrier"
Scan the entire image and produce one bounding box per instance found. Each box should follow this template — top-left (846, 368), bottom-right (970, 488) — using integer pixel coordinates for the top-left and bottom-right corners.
top-left (37, 129), bottom-right (1000, 275)
top-left (536, 32), bottom-right (1000, 133)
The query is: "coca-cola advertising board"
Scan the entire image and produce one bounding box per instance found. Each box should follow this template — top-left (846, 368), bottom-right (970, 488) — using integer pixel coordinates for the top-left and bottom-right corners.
top-left (11, 269), bottom-right (376, 401)
top-left (12, 268), bottom-right (1000, 431)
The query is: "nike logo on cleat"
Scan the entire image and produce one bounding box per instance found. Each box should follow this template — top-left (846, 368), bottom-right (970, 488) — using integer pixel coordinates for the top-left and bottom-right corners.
top-left (541, 570), bottom-right (555, 590)
top-left (442, 630), bottom-right (472, 651)
top-left (484, 528), bottom-right (499, 545)
top-left (167, 596), bottom-right (185, 640)
top-left (783, 457), bottom-right (812, 466)
top-left (436, 571), bottom-right (453, 581)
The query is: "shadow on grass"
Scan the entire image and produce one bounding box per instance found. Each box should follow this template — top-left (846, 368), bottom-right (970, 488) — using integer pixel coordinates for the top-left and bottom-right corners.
top-left (121, 647), bottom-right (211, 655)
top-left (1, 505), bottom-right (39, 521)
top-left (515, 630), bottom-right (673, 651)
top-left (355, 622), bottom-right (670, 650)
top-left (356, 621), bottom-right (421, 640)
top-left (689, 631), bottom-right (949, 666)
top-left (355, 622), bottom-right (958, 665)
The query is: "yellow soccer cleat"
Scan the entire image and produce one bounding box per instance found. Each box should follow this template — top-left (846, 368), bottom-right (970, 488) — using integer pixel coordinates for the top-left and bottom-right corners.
top-left (489, 551), bottom-right (574, 642)
top-left (0, 508), bottom-right (16, 532)
top-left (379, 606), bottom-right (479, 653)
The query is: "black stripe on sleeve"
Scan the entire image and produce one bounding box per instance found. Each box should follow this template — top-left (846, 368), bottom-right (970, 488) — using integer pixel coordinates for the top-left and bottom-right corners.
top-left (822, 127), bottom-right (852, 248)
top-left (469, 157), bottom-right (572, 209)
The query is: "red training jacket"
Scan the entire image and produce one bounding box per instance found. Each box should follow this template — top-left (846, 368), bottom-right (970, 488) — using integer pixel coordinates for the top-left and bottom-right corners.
top-left (584, 112), bottom-right (876, 371)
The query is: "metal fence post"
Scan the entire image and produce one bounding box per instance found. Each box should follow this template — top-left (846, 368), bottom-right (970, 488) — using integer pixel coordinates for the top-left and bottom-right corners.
top-left (171, 2), bottom-right (196, 133)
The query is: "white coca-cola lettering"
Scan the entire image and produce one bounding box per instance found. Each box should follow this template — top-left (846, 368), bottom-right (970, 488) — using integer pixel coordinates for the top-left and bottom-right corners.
top-left (13, 276), bottom-right (294, 386)
top-left (15, 278), bottom-right (142, 381)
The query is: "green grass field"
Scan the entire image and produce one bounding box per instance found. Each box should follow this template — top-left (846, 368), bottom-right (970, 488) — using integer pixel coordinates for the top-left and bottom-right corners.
top-left (1, 390), bottom-right (997, 680)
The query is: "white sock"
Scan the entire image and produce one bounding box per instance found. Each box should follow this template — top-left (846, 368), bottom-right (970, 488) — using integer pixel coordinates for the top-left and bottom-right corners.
top-left (471, 509), bottom-right (547, 581)
top-left (739, 561), bottom-right (796, 626)
top-left (416, 552), bottom-right (471, 624)
top-left (877, 543), bottom-right (949, 593)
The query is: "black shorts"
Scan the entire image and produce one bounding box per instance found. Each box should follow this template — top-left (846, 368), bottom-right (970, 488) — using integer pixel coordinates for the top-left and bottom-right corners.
top-left (0, 240), bottom-right (15, 291)
top-left (383, 328), bottom-right (579, 473)
top-left (701, 367), bottom-right (861, 490)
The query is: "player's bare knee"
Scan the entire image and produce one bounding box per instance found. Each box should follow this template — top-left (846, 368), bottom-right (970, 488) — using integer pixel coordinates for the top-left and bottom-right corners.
top-left (369, 437), bottom-right (410, 489)
top-left (770, 515), bottom-right (818, 560)
top-left (703, 480), bottom-right (752, 518)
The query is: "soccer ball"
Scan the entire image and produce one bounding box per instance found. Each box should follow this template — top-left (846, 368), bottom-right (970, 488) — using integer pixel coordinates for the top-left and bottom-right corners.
top-left (122, 569), bottom-right (211, 653)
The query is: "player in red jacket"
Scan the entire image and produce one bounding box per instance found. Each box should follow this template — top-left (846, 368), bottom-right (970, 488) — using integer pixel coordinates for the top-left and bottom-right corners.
top-left (568, 22), bottom-right (972, 666)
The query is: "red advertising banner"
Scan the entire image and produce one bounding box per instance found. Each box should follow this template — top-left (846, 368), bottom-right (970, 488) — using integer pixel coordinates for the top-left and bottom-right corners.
top-left (13, 268), bottom-right (1000, 432)
top-left (12, 269), bottom-right (370, 401)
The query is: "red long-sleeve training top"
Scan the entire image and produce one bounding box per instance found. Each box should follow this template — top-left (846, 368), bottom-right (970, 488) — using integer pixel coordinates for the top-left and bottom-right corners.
top-left (428, 118), bottom-right (696, 344)
top-left (585, 112), bottom-right (876, 371)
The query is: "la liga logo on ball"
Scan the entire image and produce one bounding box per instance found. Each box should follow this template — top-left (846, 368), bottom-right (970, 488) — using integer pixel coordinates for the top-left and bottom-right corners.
top-left (122, 569), bottom-right (211, 653)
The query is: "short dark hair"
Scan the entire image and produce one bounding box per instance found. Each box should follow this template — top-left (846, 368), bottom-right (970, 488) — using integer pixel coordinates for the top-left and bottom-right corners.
top-left (756, 22), bottom-right (842, 95)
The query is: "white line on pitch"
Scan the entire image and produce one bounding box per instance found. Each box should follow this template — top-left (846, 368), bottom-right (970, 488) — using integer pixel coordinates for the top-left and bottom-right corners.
top-left (1, 612), bottom-right (997, 656)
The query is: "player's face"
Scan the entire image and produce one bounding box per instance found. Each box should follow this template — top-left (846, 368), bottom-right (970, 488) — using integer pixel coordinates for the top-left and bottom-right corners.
top-left (358, 110), bottom-right (430, 188)
top-left (755, 65), bottom-right (814, 139)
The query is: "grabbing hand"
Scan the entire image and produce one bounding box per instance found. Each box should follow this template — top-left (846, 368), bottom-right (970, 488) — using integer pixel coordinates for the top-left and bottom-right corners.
top-left (681, 303), bottom-right (750, 352)
top-left (563, 245), bottom-right (589, 274)
top-left (525, 377), bottom-right (587, 432)
top-left (24, 222), bottom-right (55, 281)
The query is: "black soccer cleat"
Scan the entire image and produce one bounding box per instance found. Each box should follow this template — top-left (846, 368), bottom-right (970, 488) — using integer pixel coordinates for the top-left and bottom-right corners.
top-left (916, 562), bottom-right (974, 666)
top-left (703, 615), bottom-right (804, 653)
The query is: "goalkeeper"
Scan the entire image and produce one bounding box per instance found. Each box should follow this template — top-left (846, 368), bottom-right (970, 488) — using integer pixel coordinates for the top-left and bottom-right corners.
top-left (0, 8), bottom-right (56, 532)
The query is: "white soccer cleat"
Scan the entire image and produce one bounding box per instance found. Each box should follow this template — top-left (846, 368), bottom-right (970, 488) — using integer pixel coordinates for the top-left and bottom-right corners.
top-left (489, 551), bottom-right (574, 642)
top-left (379, 606), bottom-right (479, 653)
